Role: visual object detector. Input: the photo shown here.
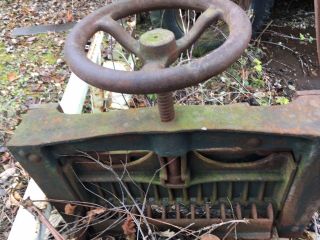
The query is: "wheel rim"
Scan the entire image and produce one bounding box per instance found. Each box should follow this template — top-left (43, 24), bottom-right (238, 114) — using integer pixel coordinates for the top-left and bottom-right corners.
top-left (237, 0), bottom-right (253, 10)
top-left (174, 0), bottom-right (253, 34)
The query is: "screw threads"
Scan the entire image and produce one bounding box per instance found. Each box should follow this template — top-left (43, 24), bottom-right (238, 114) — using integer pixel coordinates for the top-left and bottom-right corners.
top-left (157, 92), bottom-right (175, 122)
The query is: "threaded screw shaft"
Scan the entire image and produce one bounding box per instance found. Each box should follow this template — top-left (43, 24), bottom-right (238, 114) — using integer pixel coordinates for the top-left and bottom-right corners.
top-left (157, 92), bottom-right (175, 122)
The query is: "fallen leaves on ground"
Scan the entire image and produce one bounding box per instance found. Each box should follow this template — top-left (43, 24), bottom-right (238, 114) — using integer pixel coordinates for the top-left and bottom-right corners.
top-left (7, 72), bottom-right (18, 82)
top-left (64, 203), bottom-right (77, 215)
top-left (121, 215), bottom-right (136, 240)
top-left (87, 207), bottom-right (107, 223)
top-left (200, 234), bottom-right (221, 240)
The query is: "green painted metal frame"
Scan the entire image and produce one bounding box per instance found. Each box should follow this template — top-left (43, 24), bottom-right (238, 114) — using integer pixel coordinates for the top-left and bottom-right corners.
top-left (8, 91), bottom-right (320, 238)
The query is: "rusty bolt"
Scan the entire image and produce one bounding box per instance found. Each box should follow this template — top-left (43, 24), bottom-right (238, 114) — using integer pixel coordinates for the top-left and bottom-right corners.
top-left (27, 154), bottom-right (42, 163)
top-left (157, 92), bottom-right (175, 122)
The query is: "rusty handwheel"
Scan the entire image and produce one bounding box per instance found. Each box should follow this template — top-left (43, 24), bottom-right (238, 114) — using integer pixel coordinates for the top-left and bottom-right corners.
top-left (64, 0), bottom-right (252, 121)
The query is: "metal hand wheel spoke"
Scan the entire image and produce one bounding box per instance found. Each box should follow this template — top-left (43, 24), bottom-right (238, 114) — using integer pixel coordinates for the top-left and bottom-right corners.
top-left (64, 0), bottom-right (252, 122)
top-left (176, 7), bottom-right (222, 53)
top-left (96, 17), bottom-right (142, 59)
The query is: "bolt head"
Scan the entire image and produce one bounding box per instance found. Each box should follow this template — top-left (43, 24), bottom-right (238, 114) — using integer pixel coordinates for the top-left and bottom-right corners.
top-left (139, 28), bottom-right (177, 64)
top-left (140, 28), bottom-right (175, 48)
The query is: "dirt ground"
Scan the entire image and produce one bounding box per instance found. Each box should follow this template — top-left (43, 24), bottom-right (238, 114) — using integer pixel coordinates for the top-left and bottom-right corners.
top-left (0, 0), bottom-right (319, 239)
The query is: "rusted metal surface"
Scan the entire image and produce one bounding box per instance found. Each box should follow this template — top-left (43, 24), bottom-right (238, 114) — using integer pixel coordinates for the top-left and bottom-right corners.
top-left (8, 93), bottom-right (320, 147)
top-left (8, 92), bottom-right (320, 238)
top-left (157, 92), bottom-right (175, 122)
top-left (159, 156), bottom-right (185, 186)
top-left (7, 0), bottom-right (320, 238)
top-left (238, 0), bottom-right (252, 10)
top-left (64, 0), bottom-right (251, 121)
top-left (60, 150), bottom-right (295, 207)
top-left (64, 0), bottom-right (251, 94)
top-left (91, 203), bottom-right (274, 239)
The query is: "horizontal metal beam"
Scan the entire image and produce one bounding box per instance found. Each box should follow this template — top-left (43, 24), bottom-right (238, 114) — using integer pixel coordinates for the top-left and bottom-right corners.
top-left (8, 92), bottom-right (320, 148)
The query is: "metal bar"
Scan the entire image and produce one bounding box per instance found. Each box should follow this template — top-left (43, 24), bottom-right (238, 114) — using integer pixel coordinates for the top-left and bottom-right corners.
top-left (161, 205), bottom-right (166, 220)
top-left (252, 203), bottom-right (258, 219)
top-left (12, 22), bottom-right (76, 36)
top-left (183, 188), bottom-right (188, 203)
top-left (242, 182), bottom-right (249, 202)
top-left (206, 203), bottom-right (211, 219)
top-left (147, 205), bottom-right (152, 218)
top-left (168, 188), bottom-right (174, 203)
top-left (236, 203), bottom-right (242, 219)
top-left (258, 182), bottom-right (266, 201)
top-left (10, 94), bottom-right (320, 148)
top-left (211, 183), bottom-right (217, 203)
top-left (191, 204), bottom-right (195, 219)
top-left (197, 184), bottom-right (203, 203)
top-left (176, 204), bottom-right (181, 219)
top-left (220, 203), bottom-right (226, 220)
top-left (153, 185), bottom-right (160, 203)
top-left (278, 143), bottom-right (320, 236)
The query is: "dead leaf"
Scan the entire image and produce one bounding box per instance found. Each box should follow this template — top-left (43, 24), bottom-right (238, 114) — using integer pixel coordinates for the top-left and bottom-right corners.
top-left (64, 203), bottom-right (77, 215)
top-left (87, 207), bottom-right (106, 218)
top-left (14, 181), bottom-right (25, 190)
top-left (200, 234), bottom-right (220, 240)
top-left (159, 229), bottom-right (175, 238)
top-left (302, 231), bottom-right (317, 240)
top-left (121, 215), bottom-right (136, 240)
top-left (13, 191), bottom-right (22, 201)
top-left (9, 193), bottom-right (20, 206)
top-left (66, 10), bottom-right (73, 22)
top-left (7, 72), bottom-right (18, 81)
top-left (51, 75), bottom-right (65, 83)
top-left (86, 207), bottom-right (107, 225)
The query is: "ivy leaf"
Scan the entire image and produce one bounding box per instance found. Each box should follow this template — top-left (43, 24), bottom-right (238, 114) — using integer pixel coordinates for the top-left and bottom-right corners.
top-left (254, 64), bottom-right (262, 73)
top-left (253, 58), bottom-right (262, 65)
top-left (299, 33), bottom-right (305, 41)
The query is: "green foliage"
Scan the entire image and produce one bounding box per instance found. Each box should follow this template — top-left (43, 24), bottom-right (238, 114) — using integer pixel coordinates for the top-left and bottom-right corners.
top-left (250, 78), bottom-right (265, 88)
top-left (249, 58), bottom-right (265, 88)
top-left (276, 96), bottom-right (290, 105)
top-left (308, 36), bottom-right (314, 43)
top-left (0, 33), bottom-right (64, 144)
top-left (147, 94), bottom-right (157, 102)
top-left (299, 33), bottom-right (314, 43)
top-left (253, 58), bottom-right (263, 73)
top-left (0, 42), bottom-right (16, 82)
top-left (299, 33), bottom-right (305, 41)
top-left (256, 97), bottom-right (269, 106)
